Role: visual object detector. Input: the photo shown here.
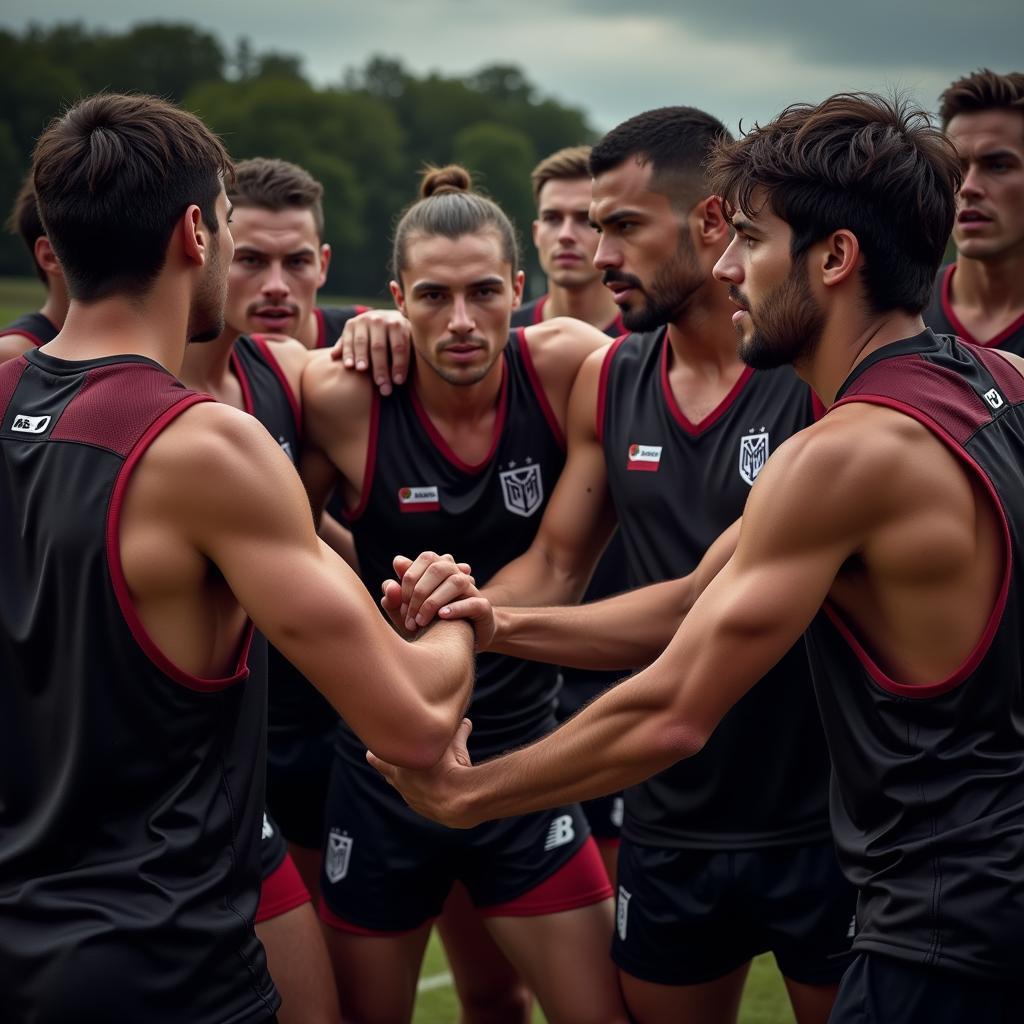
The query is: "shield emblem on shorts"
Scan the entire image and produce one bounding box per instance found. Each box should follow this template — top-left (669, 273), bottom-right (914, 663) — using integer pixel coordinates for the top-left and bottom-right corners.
top-left (325, 829), bottom-right (353, 884)
top-left (617, 886), bottom-right (631, 942)
top-left (499, 463), bottom-right (544, 517)
top-left (738, 431), bottom-right (769, 486)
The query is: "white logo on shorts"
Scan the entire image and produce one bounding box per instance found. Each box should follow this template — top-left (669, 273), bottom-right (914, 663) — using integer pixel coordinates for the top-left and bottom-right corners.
top-left (544, 814), bottom-right (575, 851)
top-left (326, 828), bottom-right (353, 883)
top-left (610, 797), bottom-right (624, 829)
top-left (617, 886), bottom-right (632, 941)
top-left (499, 461), bottom-right (544, 517)
top-left (11, 413), bottom-right (51, 434)
top-left (261, 814), bottom-right (274, 841)
top-left (984, 388), bottom-right (1004, 410)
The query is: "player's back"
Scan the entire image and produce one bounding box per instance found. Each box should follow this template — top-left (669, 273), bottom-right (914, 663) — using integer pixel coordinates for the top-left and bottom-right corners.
top-left (0, 349), bottom-right (277, 1023)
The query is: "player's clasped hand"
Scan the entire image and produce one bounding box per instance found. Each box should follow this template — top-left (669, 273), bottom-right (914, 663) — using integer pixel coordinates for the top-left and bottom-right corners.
top-left (330, 308), bottom-right (411, 396)
top-left (367, 719), bottom-right (478, 828)
top-left (381, 551), bottom-right (496, 648)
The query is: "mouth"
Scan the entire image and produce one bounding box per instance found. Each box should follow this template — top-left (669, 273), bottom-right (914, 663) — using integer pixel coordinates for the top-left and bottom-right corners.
top-left (553, 251), bottom-right (583, 265)
top-left (441, 342), bottom-right (485, 363)
top-left (958, 209), bottom-right (992, 226)
top-left (251, 307), bottom-right (297, 330)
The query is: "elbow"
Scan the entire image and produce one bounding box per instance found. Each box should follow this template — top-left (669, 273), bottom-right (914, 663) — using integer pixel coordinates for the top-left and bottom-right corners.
top-left (653, 718), bottom-right (709, 765)
top-left (372, 709), bottom-right (458, 771)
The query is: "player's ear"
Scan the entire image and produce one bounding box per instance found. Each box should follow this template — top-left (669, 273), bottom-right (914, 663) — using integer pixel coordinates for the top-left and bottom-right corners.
top-left (820, 229), bottom-right (861, 289)
top-left (531, 219), bottom-right (541, 248)
top-left (317, 243), bottom-right (332, 288)
top-left (180, 205), bottom-right (206, 267)
top-left (512, 269), bottom-right (525, 308)
top-left (696, 195), bottom-right (730, 246)
top-left (389, 279), bottom-right (407, 315)
top-left (34, 236), bottom-right (62, 278)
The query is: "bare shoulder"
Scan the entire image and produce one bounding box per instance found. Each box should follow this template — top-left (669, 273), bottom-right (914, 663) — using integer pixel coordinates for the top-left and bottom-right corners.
top-left (992, 348), bottom-right (1024, 378)
top-left (301, 347), bottom-right (373, 432)
top-left (266, 336), bottom-right (308, 373)
top-left (523, 316), bottom-right (610, 377)
top-left (0, 333), bottom-right (35, 363)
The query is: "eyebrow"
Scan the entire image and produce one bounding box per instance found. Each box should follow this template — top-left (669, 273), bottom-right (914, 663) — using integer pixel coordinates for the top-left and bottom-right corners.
top-left (597, 208), bottom-right (645, 228)
top-left (730, 216), bottom-right (761, 236)
top-left (976, 148), bottom-right (1020, 161)
top-left (233, 245), bottom-right (318, 258)
top-left (411, 276), bottom-right (506, 294)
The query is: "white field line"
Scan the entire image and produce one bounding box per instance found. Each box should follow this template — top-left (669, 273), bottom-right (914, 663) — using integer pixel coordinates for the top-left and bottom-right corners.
top-left (417, 970), bottom-right (454, 993)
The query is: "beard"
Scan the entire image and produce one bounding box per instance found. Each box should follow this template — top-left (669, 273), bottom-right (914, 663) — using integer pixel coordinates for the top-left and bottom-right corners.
top-left (187, 238), bottom-right (228, 344)
top-left (606, 231), bottom-right (705, 333)
top-left (737, 256), bottom-right (825, 371)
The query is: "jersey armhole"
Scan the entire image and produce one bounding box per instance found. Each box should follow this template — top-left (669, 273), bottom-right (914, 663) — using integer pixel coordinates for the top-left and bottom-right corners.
top-left (252, 335), bottom-right (302, 438)
top-left (105, 393), bottom-right (256, 693)
top-left (343, 385), bottom-right (380, 523)
top-left (517, 326), bottom-right (566, 450)
top-left (596, 335), bottom-right (628, 445)
top-left (0, 329), bottom-right (44, 349)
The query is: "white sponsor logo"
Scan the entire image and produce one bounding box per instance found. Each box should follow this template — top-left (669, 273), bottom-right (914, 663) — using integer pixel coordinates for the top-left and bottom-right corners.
top-left (543, 814), bottom-right (576, 851)
top-left (398, 485), bottom-right (440, 512)
top-left (261, 814), bottom-right (274, 841)
top-left (325, 828), bottom-right (353, 883)
top-left (610, 797), bottom-right (624, 829)
top-left (626, 443), bottom-right (662, 471)
top-left (278, 437), bottom-right (295, 463)
top-left (500, 462), bottom-right (544, 517)
top-left (984, 388), bottom-right (1004, 410)
top-left (11, 414), bottom-right (51, 434)
top-left (738, 430), bottom-right (769, 485)
top-left (617, 886), bottom-right (632, 941)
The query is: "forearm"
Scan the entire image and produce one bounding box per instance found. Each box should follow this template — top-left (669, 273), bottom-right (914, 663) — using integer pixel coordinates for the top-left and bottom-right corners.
top-left (482, 546), bottom-right (594, 609)
top-left (318, 513), bottom-right (358, 569)
top-left (405, 617), bottom-right (476, 743)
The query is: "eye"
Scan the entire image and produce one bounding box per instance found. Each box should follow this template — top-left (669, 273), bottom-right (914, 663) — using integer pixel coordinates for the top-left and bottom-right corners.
top-left (236, 254), bottom-right (263, 267)
top-left (287, 256), bottom-right (314, 269)
top-left (475, 286), bottom-right (499, 299)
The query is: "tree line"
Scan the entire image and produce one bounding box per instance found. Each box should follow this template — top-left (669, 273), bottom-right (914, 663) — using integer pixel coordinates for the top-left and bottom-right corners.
top-left (1, 22), bottom-right (596, 296)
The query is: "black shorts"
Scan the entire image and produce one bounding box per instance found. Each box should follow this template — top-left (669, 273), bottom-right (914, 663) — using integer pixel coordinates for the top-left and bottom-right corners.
top-left (613, 838), bottom-right (856, 986)
top-left (265, 727), bottom-right (334, 850)
top-left (830, 953), bottom-right (1024, 1024)
top-left (318, 752), bottom-right (601, 932)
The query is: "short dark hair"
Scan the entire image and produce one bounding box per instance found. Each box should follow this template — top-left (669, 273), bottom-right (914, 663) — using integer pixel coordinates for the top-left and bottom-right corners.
top-left (589, 106), bottom-right (732, 208)
top-left (939, 69), bottom-right (1024, 129)
top-left (392, 164), bottom-right (519, 283)
top-left (32, 93), bottom-right (233, 302)
top-left (708, 93), bottom-right (961, 315)
top-left (228, 158), bottom-right (325, 238)
top-left (6, 173), bottom-right (47, 286)
top-left (531, 146), bottom-right (591, 203)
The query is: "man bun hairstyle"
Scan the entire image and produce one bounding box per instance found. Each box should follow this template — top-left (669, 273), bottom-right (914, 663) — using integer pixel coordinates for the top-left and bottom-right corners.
top-left (939, 69), bottom-right (1024, 129)
top-left (229, 157), bottom-right (325, 237)
top-left (530, 146), bottom-right (592, 202)
top-left (708, 93), bottom-right (961, 315)
top-left (6, 173), bottom-right (47, 285)
top-left (32, 92), bottom-right (233, 303)
top-left (589, 106), bottom-right (732, 209)
top-left (392, 163), bottom-right (519, 282)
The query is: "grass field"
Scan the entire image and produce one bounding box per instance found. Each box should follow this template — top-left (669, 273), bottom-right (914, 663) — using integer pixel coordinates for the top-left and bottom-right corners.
top-left (412, 936), bottom-right (793, 1022)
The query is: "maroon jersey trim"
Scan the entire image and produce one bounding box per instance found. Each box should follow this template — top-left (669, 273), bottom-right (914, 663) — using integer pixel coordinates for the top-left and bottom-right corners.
top-left (823, 393), bottom-right (1011, 699)
top-left (941, 264), bottom-right (1024, 349)
top-left (0, 328), bottom-right (45, 348)
top-left (517, 326), bottom-right (566, 451)
top-left (252, 335), bottom-right (302, 437)
top-left (595, 335), bottom-right (629, 444)
top-left (106, 393), bottom-right (256, 692)
top-left (660, 336), bottom-right (754, 436)
top-left (315, 305), bottom-right (371, 349)
top-left (229, 347), bottom-right (256, 416)
top-left (533, 295), bottom-right (547, 324)
top-left (409, 357), bottom-right (509, 474)
top-left (344, 385), bottom-right (381, 523)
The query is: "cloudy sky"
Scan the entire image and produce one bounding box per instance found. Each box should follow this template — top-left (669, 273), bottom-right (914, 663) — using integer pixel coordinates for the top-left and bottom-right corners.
top-left (3, 0), bottom-right (1020, 132)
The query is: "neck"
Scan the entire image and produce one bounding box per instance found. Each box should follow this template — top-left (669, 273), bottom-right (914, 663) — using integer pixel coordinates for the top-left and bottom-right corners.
top-left (39, 283), bottom-right (70, 330)
top-left (178, 328), bottom-right (242, 403)
top-left (664, 280), bottom-right (743, 374)
top-left (412, 352), bottom-right (505, 426)
top-left (296, 306), bottom-right (320, 350)
top-left (544, 279), bottom-right (620, 330)
top-left (800, 309), bottom-right (925, 406)
top-left (951, 249), bottom-right (1024, 316)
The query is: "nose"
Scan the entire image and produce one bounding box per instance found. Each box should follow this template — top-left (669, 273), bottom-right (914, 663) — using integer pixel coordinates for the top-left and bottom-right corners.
top-left (712, 237), bottom-right (742, 284)
top-left (594, 233), bottom-right (619, 271)
top-left (448, 293), bottom-right (475, 335)
top-left (959, 162), bottom-right (984, 201)
top-left (261, 260), bottom-right (289, 301)
top-left (557, 216), bottom-right (576, 245)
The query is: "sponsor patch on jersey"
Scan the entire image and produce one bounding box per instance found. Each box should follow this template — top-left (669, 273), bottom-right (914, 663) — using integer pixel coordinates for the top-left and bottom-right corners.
top-left (543, 814), bottom-right (576, 851)
top-left (500, 462), bottom-right (544, 517)
top-left (626, 443), bottom-right (661, 471)
top-left (617, 886), bottom-right (632, 942)
top-left (10, 413), bottom-right (51, 435)
top-left (738, 430), bottom-right (769, 486)
top-left (984, 387), bottom-right (1004, 410)
top-left (325, 828), bottom-right (353, 883)
top-left (398, 485), bottom-right (440, 513)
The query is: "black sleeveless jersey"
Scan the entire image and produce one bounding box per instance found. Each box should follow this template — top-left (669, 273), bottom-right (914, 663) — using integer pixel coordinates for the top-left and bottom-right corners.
top-left (0, 350), bottom-right (278, 1022)
top-left (807, 330), bottom-right (1024, 980)
top-left (600, 328), bottom-right (831, 849)
top-left (511, 294), bottom-right (626, 338)
top-left (315, 304), bottom-right (370, 349)
top-left (234, 335), bottom-right (341, 741)
top-left (924, 263), bottom-right (1024, 356)
top-left (344, 329), bottom-right (566, 760)
top-left (0, 310), bottom-right (59, 348)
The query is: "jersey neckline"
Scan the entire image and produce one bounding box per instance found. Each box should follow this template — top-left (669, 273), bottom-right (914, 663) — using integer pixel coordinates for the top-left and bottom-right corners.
top-left (941, 263), bottom-right (1024, 348)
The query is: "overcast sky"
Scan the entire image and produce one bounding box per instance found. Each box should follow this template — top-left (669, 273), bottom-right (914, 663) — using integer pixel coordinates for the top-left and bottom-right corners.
top-left (3, 1), bottom-right (1020, 132)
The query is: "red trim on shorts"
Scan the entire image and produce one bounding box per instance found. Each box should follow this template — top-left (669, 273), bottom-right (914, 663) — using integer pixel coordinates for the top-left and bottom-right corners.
top-left (596, 335), bottom-right (628, 445)
top-left (344, 385), bottom-right (380, 523)
top-left (594, 836), bottom-right (621, 850)
top-left (479, 838), bottom-right (613, 918)
top-left (252, 335), bottom-right (302, 438)
top-left (106, 394), bottom-right (256, 693)
top-left (661, 334), bottom-right (754, 437)
top-left (824, 393), bottom-right (1011, 699)
top-left (941, 264), bottom-right (1024, 349)
top-left (517, 326), bottom-right (565, 450)
top-left (256, 853), bottom-right (311, 923)
top-left (318, 899), bottom-right (434, 936)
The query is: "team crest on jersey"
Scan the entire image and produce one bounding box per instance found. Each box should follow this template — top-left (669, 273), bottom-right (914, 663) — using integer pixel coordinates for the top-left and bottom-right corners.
top-left (499, 460), bottom-right (543, 517)
top-left (617, 886), bottom-right (632, 941)
top-left (738, 429), bottom-right (769, 486)
top-left (325, 828), bottom-right (353, 883)
top-left (627, 443), bottom-right (662, 472)
top-left (398, 485), bottom-right (440, 513)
